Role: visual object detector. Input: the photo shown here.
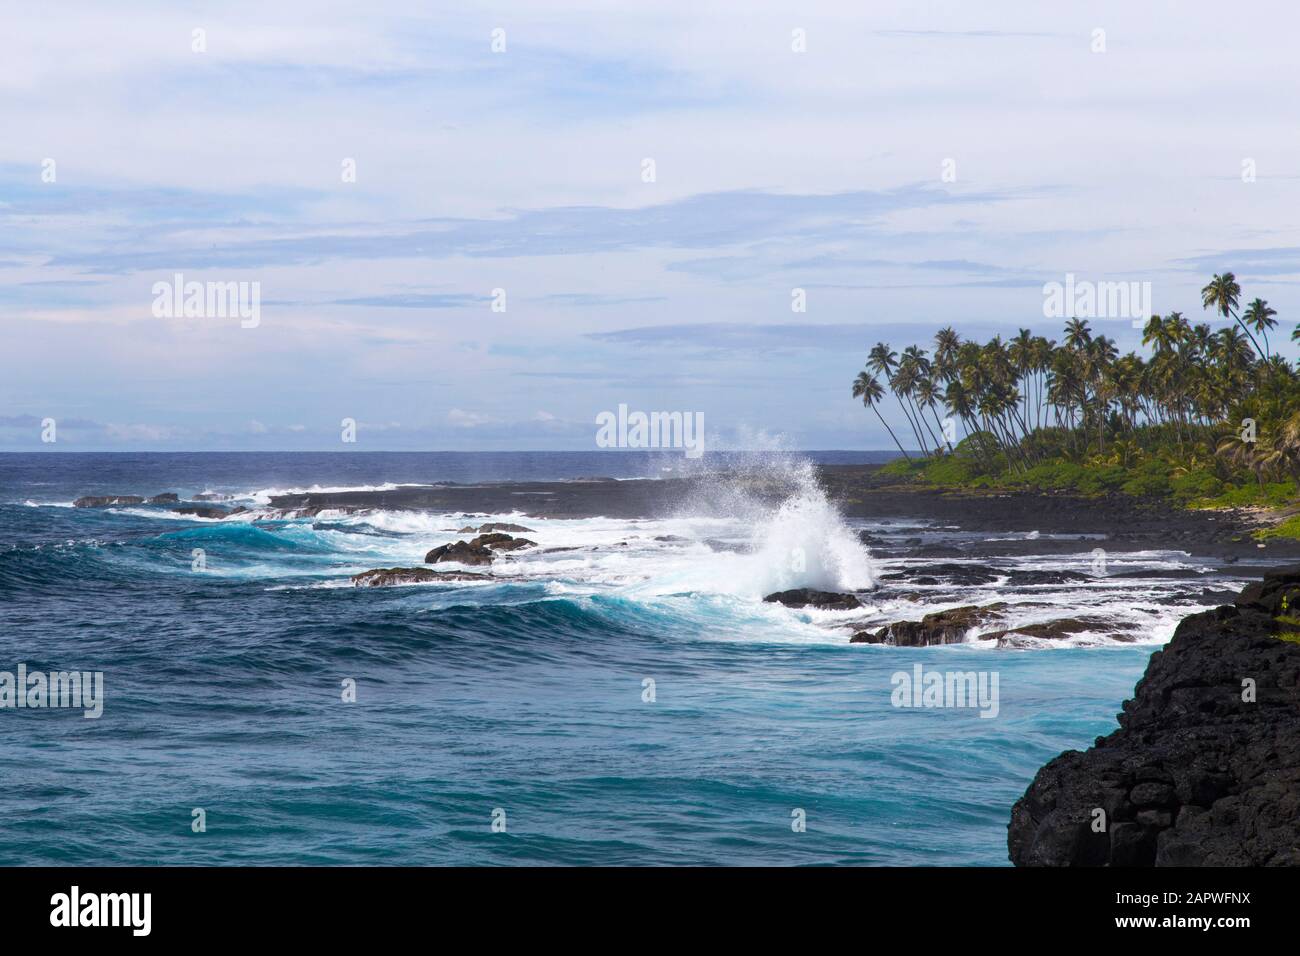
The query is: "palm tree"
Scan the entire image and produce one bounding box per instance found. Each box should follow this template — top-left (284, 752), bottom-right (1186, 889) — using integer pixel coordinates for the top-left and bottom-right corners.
top-left (1140, 315), bottom-right (1169, 353)
top-left (846, 273), bottom-right (1296, 490)
top-left (934, 327), bottom-right (961, 378)
top-left (1216, 430), bottom-right (1266, 487)
top-left (852, 371), bottom-right (911, 460)
top-left (914, 375), bottom-right (950, 451)
top-left (869, 342), bottom-right (930, 455)
top-left (900, 345), bottom-right (943, 454)
top-left (1242, 298), bottom-right (1278, 357)
top-left (1009, 328), bottom-right (1036, 431)
top-left (1030, 336), bottom-right (1055, 429)
top-left (1202, 272), bottom-right (1264, 360)
top-left (1063, 317), bottom-right (1092, 352)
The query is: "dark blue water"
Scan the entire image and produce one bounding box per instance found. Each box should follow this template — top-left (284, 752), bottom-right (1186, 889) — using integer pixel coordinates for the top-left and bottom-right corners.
top-left (0, 450), bottom-right (900, 501)
top-left (0, 451), bottom-right (1157, 865)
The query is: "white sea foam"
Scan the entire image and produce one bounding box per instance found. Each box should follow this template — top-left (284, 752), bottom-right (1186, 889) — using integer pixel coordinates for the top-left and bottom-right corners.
top-left (242, 482), bottom-right (429, 505)
top-left (66, 454), bottom-right (1239, 649)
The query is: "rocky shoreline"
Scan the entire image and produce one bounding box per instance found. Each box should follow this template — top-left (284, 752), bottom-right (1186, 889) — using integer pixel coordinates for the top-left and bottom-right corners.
top-left (1008, 566), bottom-right (1300, 866)
top-left (256, 464), bottom-right (1300, 563)
top-left (73, 464), bottom-right (1300, 562)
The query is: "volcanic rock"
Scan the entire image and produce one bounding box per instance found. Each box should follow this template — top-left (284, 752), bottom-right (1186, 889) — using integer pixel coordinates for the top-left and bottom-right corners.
top-left (171, 506), bottom-right (230, 519)
top-left (763, 589), bottom-right (863, 611)
top-left (424, 540), bottom-right (496, 566)
top-left (877, 563), bottom-right (1001, 586)
top-left (73, 495), bottom-right (145, 508)
top-left (978, 617), bottom-right (1137, 646)
top-left (853, 603), bottom-right (1008, 646)
top-left (1008, 567), bottom-right (1300, 866)
top-left (351, 567), bottom-right (492, 587)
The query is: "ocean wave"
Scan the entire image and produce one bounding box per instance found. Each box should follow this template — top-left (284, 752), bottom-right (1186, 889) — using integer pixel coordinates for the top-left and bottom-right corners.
top-left (0, 459), bottom-right (1239, 652)
top-left (242, 482), bottom-right (432, 505)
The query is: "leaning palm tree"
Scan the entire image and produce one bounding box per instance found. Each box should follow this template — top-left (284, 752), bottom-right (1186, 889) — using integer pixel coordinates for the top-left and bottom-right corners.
top-left (900, 346), bottom-right (942, 454)
top-left (852, 370), bottom-right (911, 461)
top-left (870, 342), bottom-right (930, 454)
top-left (1242, 298), bottom-right (1278, 357)
top-left (1030, 335), bottom-right (1055, 429)
top-left (1202, 272), bottom-right (1264, 360)
top-left (914, 374), bottom-right (950, 452)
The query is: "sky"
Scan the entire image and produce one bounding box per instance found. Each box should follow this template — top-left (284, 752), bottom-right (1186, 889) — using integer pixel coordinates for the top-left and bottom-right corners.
top-left (3, 0), bottom-right (1300, 451)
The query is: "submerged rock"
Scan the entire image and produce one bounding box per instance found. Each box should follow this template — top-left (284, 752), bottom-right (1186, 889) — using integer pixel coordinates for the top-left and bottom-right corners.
top-left (281, 504), bottom-right (362, 519)
top-left (1008, 567), bottom-right (1300, 866)
top-left (877, 563), bottom-right (1001, 586)
top-left (171, 506), bottom-right (230, 519)
top-left (853, 603), bottom-right (1008, 646)
top-left (352, 567), bottom-right (491, 587)
top-left (73, 495), bottom-right (145, 508)
top-left (490, 537), bottom-right (536, 552)
top-left (978, 617), bottom-right (1137, 646)
top-left (763, 589), bottom-right (862, 611)
top-left (705, 538), bottom-right (751, 554)
top-left (1003, 569), bottom-right (1093, 586)
top-left (424, 540), bottom-right (496, 566)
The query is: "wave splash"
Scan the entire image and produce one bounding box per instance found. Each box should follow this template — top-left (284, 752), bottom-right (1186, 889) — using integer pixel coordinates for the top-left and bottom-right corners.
top-left (669, 452), bottom-right (875, 599)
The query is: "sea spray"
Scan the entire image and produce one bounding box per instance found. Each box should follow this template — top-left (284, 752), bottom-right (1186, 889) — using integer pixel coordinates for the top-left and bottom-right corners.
top-left (669, 451), bottom-right (875, 598)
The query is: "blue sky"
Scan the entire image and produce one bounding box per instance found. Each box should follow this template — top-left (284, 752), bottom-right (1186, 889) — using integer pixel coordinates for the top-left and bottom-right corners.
top-left (3, 0), bottom-right (1300, 450)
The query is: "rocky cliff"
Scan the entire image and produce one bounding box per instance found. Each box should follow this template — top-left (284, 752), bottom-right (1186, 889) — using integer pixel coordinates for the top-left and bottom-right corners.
top-left (1008, 567), bottom-right (1300, 866)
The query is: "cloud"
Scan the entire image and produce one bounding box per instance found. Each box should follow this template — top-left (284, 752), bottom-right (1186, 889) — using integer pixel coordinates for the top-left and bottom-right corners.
top-left (36, 185), bottom-right (1013, 275)
top-left (1173, 248), bottom-right (1300, 277)
top-left (872, 29), bottom-right (1062, 40)
top-left (4, 1), bottom-right (1300, 451)
top-left (446, 408), bottom-right (497, 428)
top-left (585, 321), bottom-right (1032, 354)
top-left (330, 293), bottom-right (482, 308)
top-left (540, 293), bottom-right (668, 307)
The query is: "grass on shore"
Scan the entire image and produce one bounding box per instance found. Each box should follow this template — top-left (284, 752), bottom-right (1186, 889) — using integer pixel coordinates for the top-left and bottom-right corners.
top-left (878, 449), bottom-right (1300, 537)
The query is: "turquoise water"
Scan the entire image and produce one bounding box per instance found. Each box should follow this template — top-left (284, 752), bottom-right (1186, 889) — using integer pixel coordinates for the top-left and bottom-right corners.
top-left (0, 452), bottom-right (1165, 865)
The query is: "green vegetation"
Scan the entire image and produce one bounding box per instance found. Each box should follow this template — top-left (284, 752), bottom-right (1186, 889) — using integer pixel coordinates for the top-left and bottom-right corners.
top-left (1256, 514), bottom-right (1300, 540)
top-left (1271, 611), bottom-right (1300, 643)
top-left (854, 272), bottom-right (1300, 533)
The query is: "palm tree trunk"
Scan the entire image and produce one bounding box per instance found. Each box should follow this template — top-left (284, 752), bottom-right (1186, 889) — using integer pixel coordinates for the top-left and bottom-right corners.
top-left (910, 395), bottom-right (942, 454)
top-left (895, 394), bottom-right (930, 456)
top-left (1230, 308), bottom-right (1266, 361)
top-left (873, 407), bottom-right (911, 461)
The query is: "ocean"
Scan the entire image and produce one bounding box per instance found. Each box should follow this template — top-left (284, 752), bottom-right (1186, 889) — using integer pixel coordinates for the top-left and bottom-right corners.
top-left (0, 451), bottom-right (1229, 865)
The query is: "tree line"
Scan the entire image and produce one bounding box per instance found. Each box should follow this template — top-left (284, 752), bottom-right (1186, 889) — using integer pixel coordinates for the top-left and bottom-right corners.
top-left (851, 272), bottom-right (1300, 483)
